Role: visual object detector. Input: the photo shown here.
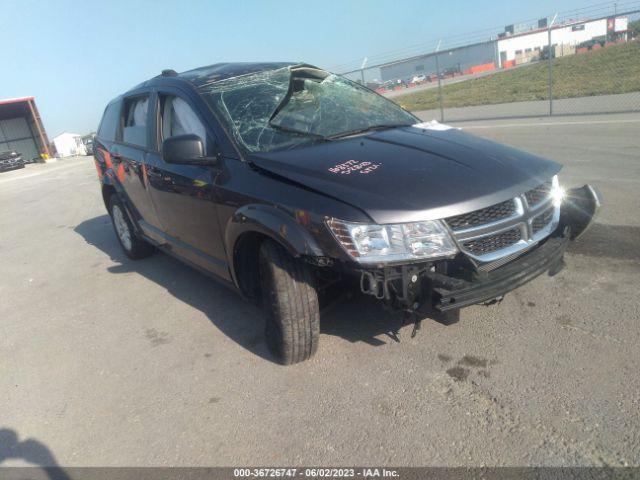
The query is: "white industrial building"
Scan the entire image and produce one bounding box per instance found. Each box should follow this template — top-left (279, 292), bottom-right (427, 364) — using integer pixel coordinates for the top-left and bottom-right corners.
top-left (497, 17), bottom-right (629, 67)
top-left (53, 132), bottom-right (87, 157)
top-left (374, 14), bottom-right (631, 85)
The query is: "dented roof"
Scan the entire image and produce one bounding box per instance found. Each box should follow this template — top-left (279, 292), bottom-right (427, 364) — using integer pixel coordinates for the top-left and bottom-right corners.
top-left (179, 62), bottom-right (297, 83)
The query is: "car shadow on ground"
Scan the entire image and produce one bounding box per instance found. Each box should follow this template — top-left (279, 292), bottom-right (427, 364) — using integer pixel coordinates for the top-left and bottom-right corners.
top-left (74, 215), bottom-right (457, 363)
top-left (565, 222), bottom-right (640, 262)
top-left (74, 216), bottom-right (628, 363)
top-left (0, 428), bottom-right (70, 480)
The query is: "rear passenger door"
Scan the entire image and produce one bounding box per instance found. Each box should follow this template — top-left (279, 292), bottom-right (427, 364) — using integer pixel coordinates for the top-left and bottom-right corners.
top-left (111, 94), bottom-right (162, 230)
top-left (146, 91), bottom-right (227, 277)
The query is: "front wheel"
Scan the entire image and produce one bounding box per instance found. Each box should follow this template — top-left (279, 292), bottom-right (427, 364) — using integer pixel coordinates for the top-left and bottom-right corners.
top-left (108, 195), bottom-right (155, 260)
top-left (259, 239), bottom-right (320, 365)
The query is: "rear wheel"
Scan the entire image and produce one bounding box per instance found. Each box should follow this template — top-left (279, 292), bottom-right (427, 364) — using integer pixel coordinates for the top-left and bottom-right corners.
top-left (108, 195), bottom-right (155, 260)
top-left (259, 239), bottom-right (320, 365)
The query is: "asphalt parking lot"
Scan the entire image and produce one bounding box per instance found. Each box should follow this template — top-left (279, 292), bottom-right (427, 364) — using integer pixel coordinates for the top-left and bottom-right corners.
top-left (2, 113), bottom-right (639, 468)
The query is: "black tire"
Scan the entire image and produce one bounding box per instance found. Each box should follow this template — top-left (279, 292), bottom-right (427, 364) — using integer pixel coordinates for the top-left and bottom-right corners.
top-left (259, 239), bottom-right (320, 365)
top-left (108, 194), bottom-right (155, 260)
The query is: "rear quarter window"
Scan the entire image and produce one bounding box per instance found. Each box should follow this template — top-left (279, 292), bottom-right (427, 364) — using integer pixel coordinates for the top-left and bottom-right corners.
top-left (97, 101), bottom-right (121, 142)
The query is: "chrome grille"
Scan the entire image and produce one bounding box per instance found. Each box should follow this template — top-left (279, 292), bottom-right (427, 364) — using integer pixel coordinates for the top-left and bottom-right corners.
top-left (476, 246), bottom-right (532, 272)
top-left (525, 181), bottom-right (552, 207)
top-left (445, 177), bottom-right (560, 264)
top-left (462, 228), bottom-right (522, 255)
top-left (445, 199), bottom-right (516, 231)
top-left (532, 206), bottom-right (554, 233)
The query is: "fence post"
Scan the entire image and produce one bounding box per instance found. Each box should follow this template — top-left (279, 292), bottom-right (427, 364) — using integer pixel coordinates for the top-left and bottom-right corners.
top-left (548, 13), bottom-right (558, 116)
top-left (435, 40), bottom-right (444, 122)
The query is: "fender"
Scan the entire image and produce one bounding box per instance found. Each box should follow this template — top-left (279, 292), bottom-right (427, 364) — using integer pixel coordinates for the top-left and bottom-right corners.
top-left (100, 176), bottom-right (144, 237)
top-left (96, 147), bottom-right (144, 236)
top-left (225, 204), bottom-right (328, 284)
top-left (96, 147), bottom-right (125, 199)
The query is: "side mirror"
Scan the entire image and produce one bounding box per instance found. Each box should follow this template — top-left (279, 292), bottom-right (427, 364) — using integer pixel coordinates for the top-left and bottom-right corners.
top-left (162, 134), bottom-right (218, 166)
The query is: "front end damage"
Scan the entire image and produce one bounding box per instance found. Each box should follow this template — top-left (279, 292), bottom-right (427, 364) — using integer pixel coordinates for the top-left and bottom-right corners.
top-left (355, 184), bottom-right (602, 315)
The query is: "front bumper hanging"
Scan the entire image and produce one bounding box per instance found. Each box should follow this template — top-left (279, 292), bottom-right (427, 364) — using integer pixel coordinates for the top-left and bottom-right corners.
top-left (429, 234), bottom-right (568, 311)
top-left (357, 183), bottom-right (602, 313)
top-left (561, 184), bottom-right (603, 240)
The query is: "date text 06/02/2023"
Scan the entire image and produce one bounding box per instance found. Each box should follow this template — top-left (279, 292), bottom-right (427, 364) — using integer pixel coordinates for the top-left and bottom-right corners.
top-left (233, 467), bottom-right (400, 478)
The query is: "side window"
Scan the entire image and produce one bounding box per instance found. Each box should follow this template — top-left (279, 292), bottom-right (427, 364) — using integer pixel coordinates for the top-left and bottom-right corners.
top-left (97, 101), bottom-right (121, 142)
top-left (122, 96), bottom-right (149, 148)
top-left (160, 96), bottom-right (208, 151)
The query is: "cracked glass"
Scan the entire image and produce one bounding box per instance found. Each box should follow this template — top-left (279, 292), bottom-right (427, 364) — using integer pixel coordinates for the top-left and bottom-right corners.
top-left (195, 66), bottom-right (416, 153)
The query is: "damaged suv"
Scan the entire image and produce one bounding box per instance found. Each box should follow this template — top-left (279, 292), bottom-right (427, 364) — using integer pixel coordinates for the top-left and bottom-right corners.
top-left (93, 63), bottom-right (601, 364)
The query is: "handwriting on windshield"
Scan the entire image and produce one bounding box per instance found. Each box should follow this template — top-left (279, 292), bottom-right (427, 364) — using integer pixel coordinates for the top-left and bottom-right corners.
top-left (328, 160), bottom-right (381, 175)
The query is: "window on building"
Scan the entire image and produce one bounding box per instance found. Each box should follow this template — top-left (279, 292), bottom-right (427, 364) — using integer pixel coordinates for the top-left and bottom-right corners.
top-left (414, 65), bottom-right (424, 72)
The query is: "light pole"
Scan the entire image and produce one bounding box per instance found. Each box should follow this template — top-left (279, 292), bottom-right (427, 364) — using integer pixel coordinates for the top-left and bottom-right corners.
top-left (548, 13), bottom-right (558, 116)
top-left (360, 57), bottom-right (368, 85)
top-left (435, 39), bottom-right (444, 122)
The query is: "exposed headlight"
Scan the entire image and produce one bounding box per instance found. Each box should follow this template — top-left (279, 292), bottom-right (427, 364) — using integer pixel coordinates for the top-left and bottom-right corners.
top-left (327, 218), bottom-right (458, 263)
top-left (551, 174), bottom-right (565, 207)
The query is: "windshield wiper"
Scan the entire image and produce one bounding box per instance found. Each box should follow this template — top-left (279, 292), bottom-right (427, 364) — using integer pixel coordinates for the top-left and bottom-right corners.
top-left (327, 123), bottom-right (412, 140)
top-left (269, 123), bottom-right (328, 141)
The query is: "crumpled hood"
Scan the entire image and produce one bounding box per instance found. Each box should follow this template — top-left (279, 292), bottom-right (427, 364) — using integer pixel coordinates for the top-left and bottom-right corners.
top-left (250, 126), bottom-right (561, 224)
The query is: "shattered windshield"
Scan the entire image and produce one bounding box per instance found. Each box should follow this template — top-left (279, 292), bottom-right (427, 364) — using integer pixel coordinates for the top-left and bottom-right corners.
top-left (195, 66), bottom-right (417, 153)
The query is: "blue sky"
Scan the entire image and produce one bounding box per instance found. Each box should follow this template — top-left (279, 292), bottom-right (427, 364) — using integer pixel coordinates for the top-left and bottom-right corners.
top-left (3, 0), bottom-right (591, 137)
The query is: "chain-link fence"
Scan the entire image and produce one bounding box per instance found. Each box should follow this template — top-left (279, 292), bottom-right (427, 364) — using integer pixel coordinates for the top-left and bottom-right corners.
top-left (337, 2), bottom-right (640, 122)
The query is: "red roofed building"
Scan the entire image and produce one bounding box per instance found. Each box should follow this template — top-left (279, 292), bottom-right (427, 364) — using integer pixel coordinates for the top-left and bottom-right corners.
top-left (0, 97), bottom-right (51, 160)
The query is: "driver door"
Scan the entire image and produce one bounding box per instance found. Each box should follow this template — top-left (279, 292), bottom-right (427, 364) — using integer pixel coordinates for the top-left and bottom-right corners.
top-left (146, 91), bottom-right (227, 278)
